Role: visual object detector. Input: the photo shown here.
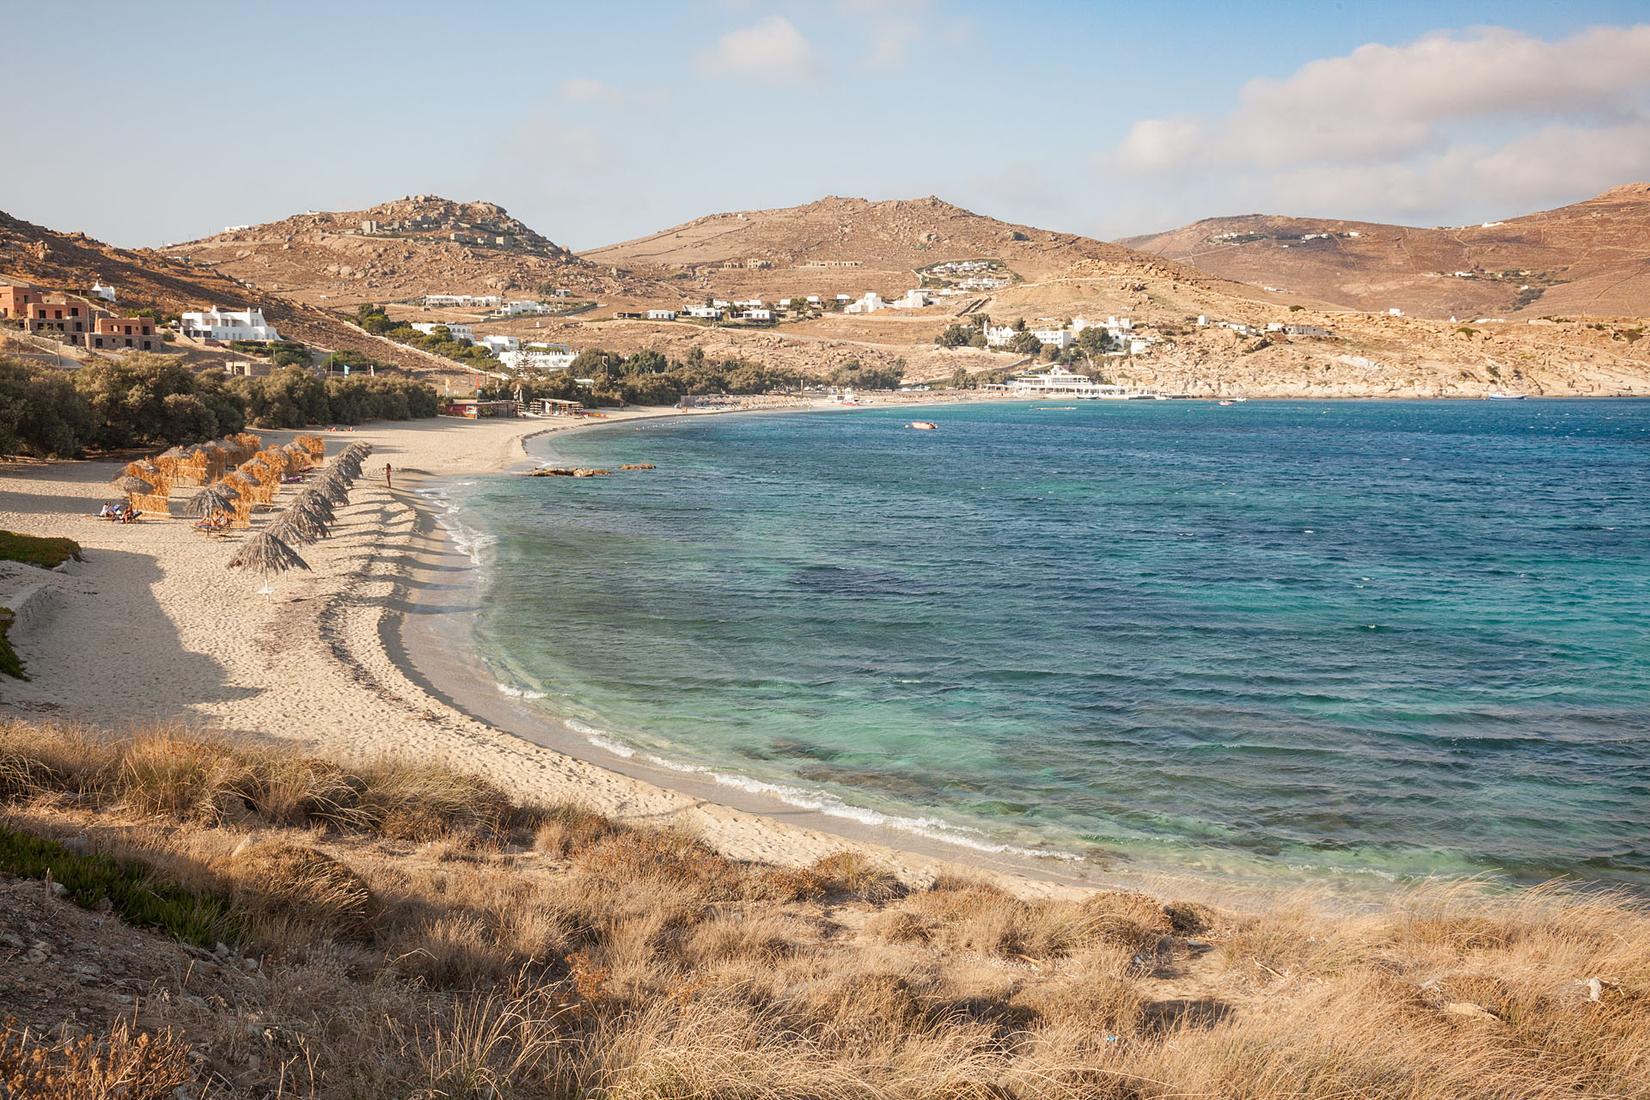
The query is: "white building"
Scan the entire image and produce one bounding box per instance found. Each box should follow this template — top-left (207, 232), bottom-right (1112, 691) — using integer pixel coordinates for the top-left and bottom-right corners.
top-left (891, 288), bottom-right (932, 310)
top-left (1032, 328), bottom-right (1074, 350)
top-left (421, 294), bottom-right (502, 309)
top-left (738, 308), bottom-right (773, 321)
top-left (711, 299), bottom-right (731, 309)
top-left (1000, 366), bottom-right (1126, 398)
top-left (478, 333), bottom-right (520, 354)
top-left (843, 292), bottom-right (886, 315)
top-left (984, 324), bottom-right (1017, 348)
top-left (1388, 307), bottom-right (1404, 317)
top-left (412, 321), bottom-right (476, 342)
top-left (685, 305), bottom-right (724, 319)
top-left (645, 309), bottom-right (678, 321)
top-left (89, 280), bottom-right (116, 303)
top-left (806, 295), bottom-right (822, 305)
top-left (499, 344), bottom-right (575, 372)
top-left (181, 306), bottom-right (279, 342)
top-left (734, 298), bottom-right (765, 308)
top-left (498, 300), bottom-right (553, 316)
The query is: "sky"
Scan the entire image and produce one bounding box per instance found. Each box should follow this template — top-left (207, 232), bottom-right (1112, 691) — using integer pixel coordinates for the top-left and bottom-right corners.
top-left (4, 0), bottom-right (1650, 251)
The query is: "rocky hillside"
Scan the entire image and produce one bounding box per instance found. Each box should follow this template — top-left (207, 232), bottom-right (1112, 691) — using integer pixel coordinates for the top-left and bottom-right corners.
top-left (1121, 184), bottom-right (1650, 320)
top-left (163, 195), bottom-right (648, 307)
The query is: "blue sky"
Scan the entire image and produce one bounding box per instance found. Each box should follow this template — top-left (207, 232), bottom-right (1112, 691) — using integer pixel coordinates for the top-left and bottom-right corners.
top-left (4, 0), bottom-right (1649, 250)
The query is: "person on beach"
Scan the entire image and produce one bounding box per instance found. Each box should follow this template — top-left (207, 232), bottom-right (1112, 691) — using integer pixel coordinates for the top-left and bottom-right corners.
top-left (385, 462), bottom-right (393, 490)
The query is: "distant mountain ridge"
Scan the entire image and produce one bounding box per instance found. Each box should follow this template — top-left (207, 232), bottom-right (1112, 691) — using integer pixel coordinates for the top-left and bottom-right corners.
top-left (1120, 185), bottom-right (1650, 319)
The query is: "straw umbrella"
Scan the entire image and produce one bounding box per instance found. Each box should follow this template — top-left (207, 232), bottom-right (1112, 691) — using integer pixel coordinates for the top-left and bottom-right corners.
top-left (314, 474), bottom-right (351, 505)
top-left (291, 489), bottom-right (337, 523)
top-left (228, 529), bottom-right (310, 594)
top-left (272, 507), bottom-right (328, 544)
top-left (186, 484), bottom-right (236, 519)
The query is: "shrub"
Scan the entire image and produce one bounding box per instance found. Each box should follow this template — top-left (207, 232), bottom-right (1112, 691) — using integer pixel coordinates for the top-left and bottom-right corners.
top-left (0, 358), bottom-right (95, 457)
top-left (228, 839), bottom-right (373, 939)
top-left (0, 531), bottom-right (82, 570)
top-left (0, 1018), bottom-right (195, 1100)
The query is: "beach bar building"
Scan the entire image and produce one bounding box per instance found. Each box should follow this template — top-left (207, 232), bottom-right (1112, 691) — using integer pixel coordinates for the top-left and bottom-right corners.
top-left (443, 399), bottom-right (518, 419)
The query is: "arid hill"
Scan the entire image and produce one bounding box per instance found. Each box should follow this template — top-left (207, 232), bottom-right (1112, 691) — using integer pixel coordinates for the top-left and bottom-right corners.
top-left (163, 195), bottom-right (649, 307)
top-left (583, 194), bottom-right (1204, 301)
top-left (1121, 184), bottom-right (1650, 320)
top-left (1, 208), bottom-right (455, 374)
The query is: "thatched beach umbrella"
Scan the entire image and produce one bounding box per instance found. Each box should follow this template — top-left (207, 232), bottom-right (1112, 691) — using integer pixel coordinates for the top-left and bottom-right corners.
top-left (291, 489), bottom-right (336, 522)
top-left (314, 475), bottom-right (351, 505)
top-left (272, 507), bottom-right (328, 544)
top-left (186, 484), bottom-right (236, 518)
top-left (113, 475), bottom-right (155, 496)
top-left (228, 529), bottom-right (310, 594)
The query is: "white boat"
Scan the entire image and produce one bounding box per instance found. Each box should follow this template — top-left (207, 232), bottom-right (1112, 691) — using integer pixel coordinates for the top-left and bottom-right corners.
top-left (1486, 392), bottom-right (1527, 400)
top-left (908, 420), bottom-right (938, 431)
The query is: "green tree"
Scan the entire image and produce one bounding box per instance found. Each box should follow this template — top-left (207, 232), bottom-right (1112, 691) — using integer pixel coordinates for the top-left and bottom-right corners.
top-left (1009, 330), bottom-right (1043, 356)
top-left (0, 358), bottom-right (96, 457)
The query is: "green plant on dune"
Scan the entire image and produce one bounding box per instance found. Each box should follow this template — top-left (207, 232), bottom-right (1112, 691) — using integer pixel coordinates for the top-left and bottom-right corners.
top-left (0, 530), bottom-right (82, 569)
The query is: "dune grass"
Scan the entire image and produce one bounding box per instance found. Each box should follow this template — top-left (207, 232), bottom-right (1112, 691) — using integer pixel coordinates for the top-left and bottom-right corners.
top-left (0, 529), bottom-right (81, 569)
top-left (0, 717), bottom-right (1647, 1099)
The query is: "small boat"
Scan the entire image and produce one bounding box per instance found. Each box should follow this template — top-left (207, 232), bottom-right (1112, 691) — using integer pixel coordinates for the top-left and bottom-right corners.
top-left (1218, 400), bottom-right (1235, 407)
top-left (908, 420), bottom-right (938, 431)
top-left (1486, 392), bottom-right (1527, 400)
top-left (1036, 406), bottom-right (1077, 411)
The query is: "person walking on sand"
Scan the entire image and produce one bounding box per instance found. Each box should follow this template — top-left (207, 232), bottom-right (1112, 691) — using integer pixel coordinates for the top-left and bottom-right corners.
top-left (385, 462), bottom-right (393, 490)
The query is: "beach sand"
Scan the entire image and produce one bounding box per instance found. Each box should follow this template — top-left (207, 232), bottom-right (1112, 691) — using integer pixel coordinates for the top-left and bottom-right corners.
top-left (1, 410), bottom-right (1117, 900)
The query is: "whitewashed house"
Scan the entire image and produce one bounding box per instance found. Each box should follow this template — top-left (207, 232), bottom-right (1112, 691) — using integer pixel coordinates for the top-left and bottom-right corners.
top-left (89, 280), bottom-right (117, 303)
top-left (498, 300), bottom-right (553, 316)
top-left (843, 292), bottom-right (886, 315)
top-left (181, 306), bottom-right (279, 341)
top-left (412, 322), bottom-right (476, 342)
top-left (738, 308), bottom-right (774, 321)
top-left (499, 343), bottom-right (575, 372)
top-left (1031, 327), bottom-right (1074, 350)
top-left (984, 324), bottom-right (1017, 348)
top-left (806, 295), bottom-right (822, 305)
top-left (685, 305), bottom-right (724, 320)
top-left (891, 288), bottom-right (932, 310)
top-left (646, 309), bottom-right (678, 321)
top-left (478, 334), bottom-right (520, 354)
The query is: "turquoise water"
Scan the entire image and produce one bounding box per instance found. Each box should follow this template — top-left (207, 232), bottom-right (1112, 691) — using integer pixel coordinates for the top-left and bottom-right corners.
top-left (449, 400), bottom-right (1650, 889)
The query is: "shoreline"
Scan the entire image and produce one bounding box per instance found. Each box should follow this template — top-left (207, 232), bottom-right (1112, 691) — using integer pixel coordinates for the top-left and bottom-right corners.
top-left (6, 400), bottom-right (1632, 906)
top-left (394, 403), bottom-right (1130, 894)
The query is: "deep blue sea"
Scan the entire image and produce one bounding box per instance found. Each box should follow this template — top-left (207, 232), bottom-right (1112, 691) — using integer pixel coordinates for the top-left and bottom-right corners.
top-left (445, 400), bottom-right (1650, 889)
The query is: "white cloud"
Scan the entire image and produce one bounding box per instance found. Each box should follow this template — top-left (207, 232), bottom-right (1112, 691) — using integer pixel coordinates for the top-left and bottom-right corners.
top-left (1108, 24), bottom-right (1650, 226)
top-left (1118, 25), bottom-right (1650, 173)
top-left (697, 15), bottom-right (818, 82)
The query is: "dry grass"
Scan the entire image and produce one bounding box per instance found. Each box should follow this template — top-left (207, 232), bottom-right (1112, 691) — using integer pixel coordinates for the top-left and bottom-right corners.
top-left (1, 718), bottom-right (1648, 1100)
top-left (0, 1017), bottom-right (194, 1100)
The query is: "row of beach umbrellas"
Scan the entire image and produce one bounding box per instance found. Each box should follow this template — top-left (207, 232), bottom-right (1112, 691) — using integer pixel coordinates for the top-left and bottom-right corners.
top-left (227, 441), bottom-right (374, 592)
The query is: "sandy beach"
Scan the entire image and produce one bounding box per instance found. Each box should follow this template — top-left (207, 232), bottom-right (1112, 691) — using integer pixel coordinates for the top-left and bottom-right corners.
top-left (0, 407), bottom-right (1123, 901)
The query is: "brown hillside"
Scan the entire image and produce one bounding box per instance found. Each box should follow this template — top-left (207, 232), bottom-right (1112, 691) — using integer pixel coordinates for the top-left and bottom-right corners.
top-left (1121, 184), bottom-right (1650, 320)
top-left (163, 195), bottom-right (651, 307)
top-left (583, 194), bottom-right (1212, 301)
top-left (1, 209), bottom-right (455, 375)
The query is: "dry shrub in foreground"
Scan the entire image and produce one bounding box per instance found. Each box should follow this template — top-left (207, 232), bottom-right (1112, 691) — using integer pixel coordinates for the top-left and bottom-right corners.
top-left (0, 1017), bottom-right (194, 1100)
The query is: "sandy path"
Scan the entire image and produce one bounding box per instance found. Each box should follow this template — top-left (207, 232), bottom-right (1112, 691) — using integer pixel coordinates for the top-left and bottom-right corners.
top-left (0, 411), bottom-right (1107, 900)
